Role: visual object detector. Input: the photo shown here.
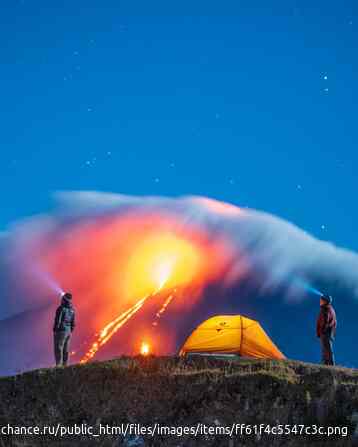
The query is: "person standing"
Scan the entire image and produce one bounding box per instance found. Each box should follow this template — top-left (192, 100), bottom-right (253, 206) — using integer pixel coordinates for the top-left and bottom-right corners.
top-left (53, 292), bottom-right (75, 367)
top-left (316, 295), bottom-right (337, 366)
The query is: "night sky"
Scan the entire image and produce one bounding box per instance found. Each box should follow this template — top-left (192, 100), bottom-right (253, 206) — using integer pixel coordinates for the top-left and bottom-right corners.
top-left (0, 2), bottom-right (357, 367)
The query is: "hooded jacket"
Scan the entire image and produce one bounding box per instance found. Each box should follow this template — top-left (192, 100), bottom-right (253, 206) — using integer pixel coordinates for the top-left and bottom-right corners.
top-left (316, 304), bottom-right (337, 338)
top-left (53, 297), bottom-right (75, 333)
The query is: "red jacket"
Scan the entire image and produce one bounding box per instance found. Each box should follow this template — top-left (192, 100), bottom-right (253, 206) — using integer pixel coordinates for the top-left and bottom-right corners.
top-left (317, 304), bottom-right (337, 337)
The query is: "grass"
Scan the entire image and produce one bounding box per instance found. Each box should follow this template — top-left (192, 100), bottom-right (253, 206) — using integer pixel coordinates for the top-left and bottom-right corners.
top-left (0, 356), bottom-right (357, 446)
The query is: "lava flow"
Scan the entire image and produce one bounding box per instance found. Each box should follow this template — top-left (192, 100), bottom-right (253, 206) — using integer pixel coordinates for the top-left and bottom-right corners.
top-left (79, 230), bottom-right (202, 362)
top-left (80, 295), bottom-right (150, 363)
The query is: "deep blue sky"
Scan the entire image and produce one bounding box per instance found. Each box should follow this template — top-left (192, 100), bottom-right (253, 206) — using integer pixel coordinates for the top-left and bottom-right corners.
top-left (1, 0), bottom-right (357, 249)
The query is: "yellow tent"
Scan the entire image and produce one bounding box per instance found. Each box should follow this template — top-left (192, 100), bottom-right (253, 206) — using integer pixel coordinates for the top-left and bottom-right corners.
top-left (179, 315), bottom-right (285, 360)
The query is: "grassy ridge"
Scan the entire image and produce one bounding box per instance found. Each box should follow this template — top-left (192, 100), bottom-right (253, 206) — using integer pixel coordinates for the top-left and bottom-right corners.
top-left (0, 357), bottom-right (357, 446)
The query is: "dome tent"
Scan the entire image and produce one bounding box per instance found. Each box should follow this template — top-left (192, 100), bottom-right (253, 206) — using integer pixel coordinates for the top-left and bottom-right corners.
top-left (179, 315), bottom-right (285, 360)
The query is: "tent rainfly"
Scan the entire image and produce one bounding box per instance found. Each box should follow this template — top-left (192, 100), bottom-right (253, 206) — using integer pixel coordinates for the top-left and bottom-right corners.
top-left (179, 314), bottom-right (285, 360)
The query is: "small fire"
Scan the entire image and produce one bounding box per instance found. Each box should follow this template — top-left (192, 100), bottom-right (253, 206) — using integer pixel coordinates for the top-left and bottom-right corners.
top-left (140, 342), bottom-right (150, 356)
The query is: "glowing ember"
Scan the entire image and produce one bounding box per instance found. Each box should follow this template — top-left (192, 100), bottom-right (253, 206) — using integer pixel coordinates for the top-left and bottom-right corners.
top-left (155, 259), bottom-right (175, 291)
top-left (140, 342), bottom-right (150, 356)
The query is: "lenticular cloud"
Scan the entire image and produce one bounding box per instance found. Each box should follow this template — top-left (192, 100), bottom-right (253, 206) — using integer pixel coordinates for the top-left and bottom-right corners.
top-left (2, 191), bottom-right (358, 318)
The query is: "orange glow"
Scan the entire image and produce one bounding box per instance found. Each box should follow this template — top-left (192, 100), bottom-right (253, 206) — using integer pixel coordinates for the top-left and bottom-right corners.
top-left (194, 197), bottom-right (242, 215)
top-left (140, 342), bottom-right (150, 356)
top-left (121, 233), bottom-right (203, 298)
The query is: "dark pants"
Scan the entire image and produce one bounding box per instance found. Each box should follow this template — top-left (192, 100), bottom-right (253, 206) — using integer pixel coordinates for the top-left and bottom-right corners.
top-left (320, 331), bottom-right (335, 366)
top-left (54, 331), bottom-right (71, 366)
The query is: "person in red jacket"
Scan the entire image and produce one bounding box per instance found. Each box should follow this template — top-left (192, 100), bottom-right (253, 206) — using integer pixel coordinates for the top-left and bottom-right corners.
top-left (316, 294), bottom-right (337, 366)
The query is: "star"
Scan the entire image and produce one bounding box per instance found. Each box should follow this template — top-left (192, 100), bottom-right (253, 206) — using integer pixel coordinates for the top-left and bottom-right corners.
top-left (154, 178), bottom-right (160, 183)
top-left (87, 108), bottom-right (92, 112)
top-left (323, 75), bottom-right (328, 80)
top-left (297, 184), bottom-right (302, 190)
top-left (324, 88), bottom-right (329, 92)
top-left (321, 225), bottom-right (326, 230)
top-left (170, 162), bottom-right (175, 168)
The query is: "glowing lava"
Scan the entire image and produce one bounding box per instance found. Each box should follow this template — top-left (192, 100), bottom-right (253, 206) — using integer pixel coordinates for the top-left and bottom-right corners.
top-left (80, 237), bottom-right (196, 363)
top-left (80, 295), bottom-right (149, 363)
top-left (122, 232), bottom-right (203, 299)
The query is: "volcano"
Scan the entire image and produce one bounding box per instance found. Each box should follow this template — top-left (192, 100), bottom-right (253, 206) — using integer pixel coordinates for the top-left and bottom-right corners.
top-left (3, 193), bottom-right (358, 373)
top-left (0, 286), bottom-right (215, 375)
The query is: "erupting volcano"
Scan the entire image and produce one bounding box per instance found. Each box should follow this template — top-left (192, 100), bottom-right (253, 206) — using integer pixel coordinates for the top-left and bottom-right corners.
top-left (3, 206), bottom-right (235, 370)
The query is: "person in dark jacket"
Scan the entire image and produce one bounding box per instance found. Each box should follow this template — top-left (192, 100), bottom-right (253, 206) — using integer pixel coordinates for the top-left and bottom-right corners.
top-left (53, 292), bottom-right (75, 367)
top-left (316, 294), bottom-right (337, 366)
